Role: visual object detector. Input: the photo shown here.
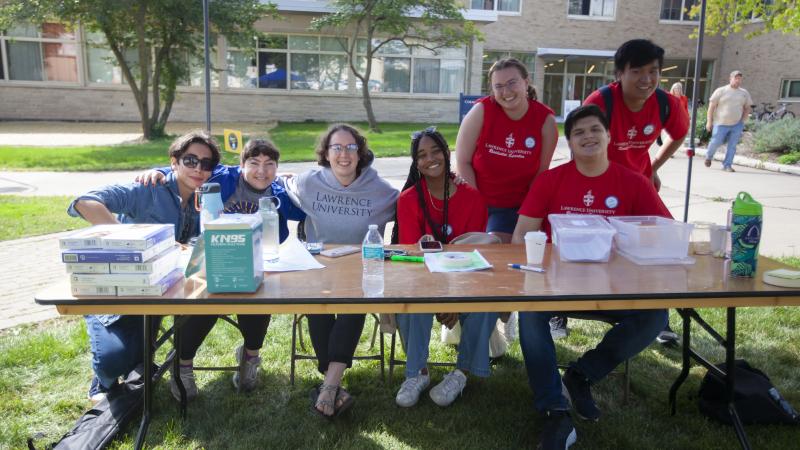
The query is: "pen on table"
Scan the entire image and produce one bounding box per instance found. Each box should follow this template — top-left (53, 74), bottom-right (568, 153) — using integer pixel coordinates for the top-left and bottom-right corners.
top-left (508, 263), bottom-right (546, 273)
top-left (391, 255), bottom-right (425, 263)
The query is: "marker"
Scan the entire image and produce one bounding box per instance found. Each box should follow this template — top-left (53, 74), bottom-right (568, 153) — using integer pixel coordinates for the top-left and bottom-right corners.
top-left (508, 263), bottom-right (546, 273)
top-left (391, 255), bottom-right (425, 263)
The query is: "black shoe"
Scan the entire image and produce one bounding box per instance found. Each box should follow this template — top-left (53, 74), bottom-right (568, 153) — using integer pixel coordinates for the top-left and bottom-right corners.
top-left (562, 367), bottom-right (601, 421)
top-left (537, 409), bottom-right (577, 450)
top-left (656, 325), bottom-right (679, 347)
top-left (549, 316), bottom-right (569, 340)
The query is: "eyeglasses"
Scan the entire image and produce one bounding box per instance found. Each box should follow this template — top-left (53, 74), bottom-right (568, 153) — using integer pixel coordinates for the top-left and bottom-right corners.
top-left (328, 143), bottom-right (359, 153)
top-left (493, 78), bottom-right (520, 91)
top-left (181, 154), bottom-right (215, 171)
top-left (411, 126), bottom-right (437, 140)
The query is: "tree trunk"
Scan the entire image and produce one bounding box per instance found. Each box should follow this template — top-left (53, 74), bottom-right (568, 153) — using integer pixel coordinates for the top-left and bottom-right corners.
top-left (361, 82), bottom-right (381, 133)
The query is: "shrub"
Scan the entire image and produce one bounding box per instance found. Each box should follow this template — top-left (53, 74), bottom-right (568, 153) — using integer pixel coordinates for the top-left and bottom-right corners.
top-left (752, 118), bottom-right (800, 154)
top-left (693, 105), bottom-right (712, 144)
top-left (778, 152), bottom-right (800, 165)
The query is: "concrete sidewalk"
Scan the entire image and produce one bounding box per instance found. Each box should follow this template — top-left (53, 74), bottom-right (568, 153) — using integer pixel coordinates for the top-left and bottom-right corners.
top-left (1, 137), bottom-right (799, 330)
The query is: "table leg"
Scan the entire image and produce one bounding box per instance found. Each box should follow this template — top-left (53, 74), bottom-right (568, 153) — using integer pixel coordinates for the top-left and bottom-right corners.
top-left (669, 308), bottom-right (692, 416)
top-left (726, 307), bottom-right (752, 450)
top-left (134, 315), bottom-right (153, 450)
top-left (173, 315), bottom-right (188, 419)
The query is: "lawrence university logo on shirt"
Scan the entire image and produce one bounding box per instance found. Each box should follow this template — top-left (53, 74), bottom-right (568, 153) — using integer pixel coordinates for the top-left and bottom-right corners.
top-left (561, 189), bottom-right (619, 215)
top-left (485, 132), bottom-right (533, 160)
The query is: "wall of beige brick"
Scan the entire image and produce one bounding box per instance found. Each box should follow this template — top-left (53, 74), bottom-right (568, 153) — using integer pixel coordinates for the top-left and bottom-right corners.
top-left (717, 24), bottom-right (800, 115)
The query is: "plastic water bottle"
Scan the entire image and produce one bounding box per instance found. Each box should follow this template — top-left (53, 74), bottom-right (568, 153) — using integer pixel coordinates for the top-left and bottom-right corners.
top-left (362, 224), bottom-right (384, 297)
top-left (730, 191), bottom-right (762, 277)
top-left (198, 182), bottom-right (223, 232)
top-left (258, 196), bottom-right (281, 263)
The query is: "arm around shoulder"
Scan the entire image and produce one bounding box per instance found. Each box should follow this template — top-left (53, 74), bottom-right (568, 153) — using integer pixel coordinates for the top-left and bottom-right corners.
top-left (455, 103), bottom-right (484, 189)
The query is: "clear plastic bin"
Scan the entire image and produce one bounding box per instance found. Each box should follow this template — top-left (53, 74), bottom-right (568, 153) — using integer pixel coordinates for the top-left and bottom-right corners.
top-left (608, 216), bottom-right (693, 260)
top-left (548, 214), bottom-right (616, 262)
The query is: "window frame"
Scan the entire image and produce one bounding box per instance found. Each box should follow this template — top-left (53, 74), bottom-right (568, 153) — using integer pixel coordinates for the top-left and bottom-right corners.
top-left (779, 79), bottom-right (800, 102)
top-left (659, 0), bottom-right (700, 24)
top-left (469, 0), bottom-right (523, 16)
top-left (0, 22), bottom-right (82, 85)
top-left (566, 0), bottom-right (617, 21)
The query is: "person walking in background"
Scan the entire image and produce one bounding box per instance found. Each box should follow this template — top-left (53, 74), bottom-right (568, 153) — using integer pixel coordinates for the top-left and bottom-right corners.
top-left (704, 70), bottom-right (753, 172)
top-left (670, 82), bottom-right (689, 113)
top-left (455, 58), bottom-right (558, 242)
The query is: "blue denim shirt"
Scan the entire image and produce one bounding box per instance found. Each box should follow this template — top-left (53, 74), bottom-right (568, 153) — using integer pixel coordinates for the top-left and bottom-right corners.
top-left (67, 172), bottom-right (199, 327)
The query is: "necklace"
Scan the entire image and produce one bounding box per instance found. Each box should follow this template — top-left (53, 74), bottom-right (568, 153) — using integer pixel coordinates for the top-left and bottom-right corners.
top-left (427, 186), bottom-right (444, 212)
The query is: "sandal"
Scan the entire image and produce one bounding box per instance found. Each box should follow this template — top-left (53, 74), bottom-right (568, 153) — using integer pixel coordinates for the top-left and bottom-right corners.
top-left (334, 387), bottom-right (355, 416)
top-left (309, 384), bottom-right (338, 418)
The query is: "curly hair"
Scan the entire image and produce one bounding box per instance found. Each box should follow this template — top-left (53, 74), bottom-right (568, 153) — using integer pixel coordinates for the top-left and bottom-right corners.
top-left (314, 123), bottom-right (372, 178)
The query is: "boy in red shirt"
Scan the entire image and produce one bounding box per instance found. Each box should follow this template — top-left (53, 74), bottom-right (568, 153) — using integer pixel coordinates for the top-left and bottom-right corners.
top-left (511, 105), bottom-right (668, 450)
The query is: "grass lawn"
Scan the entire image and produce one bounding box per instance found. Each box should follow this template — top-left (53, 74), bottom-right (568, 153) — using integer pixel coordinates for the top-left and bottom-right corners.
top-left (0, 195), bottom-right (84, 241)
top-left (0, 122), bottom-right (460, 172)
top-left (2, 308), bottom-right (800, 449)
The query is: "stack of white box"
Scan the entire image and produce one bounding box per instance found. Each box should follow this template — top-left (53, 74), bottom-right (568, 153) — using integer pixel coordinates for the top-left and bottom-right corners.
top-left (60, 224), bottom-right (184, 296)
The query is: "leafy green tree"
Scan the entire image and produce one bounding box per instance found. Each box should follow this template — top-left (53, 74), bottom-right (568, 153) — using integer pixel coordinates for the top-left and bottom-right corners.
top-left (692, 0), bottom-right (800, 37)
top-left (0, 0), bottom-right (274, 139)
top-left (311, 0), bottom-right (482, 132)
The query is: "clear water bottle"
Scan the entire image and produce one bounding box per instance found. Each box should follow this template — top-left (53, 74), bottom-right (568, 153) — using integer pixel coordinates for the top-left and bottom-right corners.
top-left (198, 182), bottom-right (223, 233)
top-left (258, 196), bottom-right (281, 263)
top-left (362, 224), bottom-right (384, 297)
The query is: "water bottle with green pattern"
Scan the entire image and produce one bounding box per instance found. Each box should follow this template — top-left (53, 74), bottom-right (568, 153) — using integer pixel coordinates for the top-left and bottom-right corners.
top-left (730, 192), bottom-right (762, 277)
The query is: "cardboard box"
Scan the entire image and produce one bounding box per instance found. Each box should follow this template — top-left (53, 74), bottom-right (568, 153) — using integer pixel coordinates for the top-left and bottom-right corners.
top-left (204, 214), bottom-right (263, 293)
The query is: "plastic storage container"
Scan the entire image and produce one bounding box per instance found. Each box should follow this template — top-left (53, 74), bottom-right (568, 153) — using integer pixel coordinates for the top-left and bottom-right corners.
top-left (548, 214), bottom-right (616, 262)
top-left (608, 216), bottom-right (693, 260)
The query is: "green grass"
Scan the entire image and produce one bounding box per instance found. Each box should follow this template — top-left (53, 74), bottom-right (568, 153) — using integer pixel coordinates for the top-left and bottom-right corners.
top-left (0, 122), bottom-right (460, 172)
top-left (0, 195), bottom-right (84, 241)
top-left (3, 310), bottom-right (800, 449)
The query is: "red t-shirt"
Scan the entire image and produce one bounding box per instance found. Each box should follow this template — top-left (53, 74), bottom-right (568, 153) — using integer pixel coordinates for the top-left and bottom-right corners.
top-left (397, 178), bottom-right (488, 244)
top-left (518, 161), bottom-right (672, 240)
top-left (471, 96), bottom-right (555, 209)
top-left (584, 82), bottom-right (689, 178)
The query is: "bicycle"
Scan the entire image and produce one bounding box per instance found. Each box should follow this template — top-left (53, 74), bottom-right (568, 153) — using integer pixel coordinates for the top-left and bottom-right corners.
top-left (759, 102), bottom-right (796, 122)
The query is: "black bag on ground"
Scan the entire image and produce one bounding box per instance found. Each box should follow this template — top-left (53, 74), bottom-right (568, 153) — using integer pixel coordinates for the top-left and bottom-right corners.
top-left (28, 365), bottom-right (145, 450)
top-left (698, 359), bottom-right (799, 425)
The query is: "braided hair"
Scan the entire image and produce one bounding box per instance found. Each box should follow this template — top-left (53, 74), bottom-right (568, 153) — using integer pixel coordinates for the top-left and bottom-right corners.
top-left (391, 128), bottom-right (452, 245)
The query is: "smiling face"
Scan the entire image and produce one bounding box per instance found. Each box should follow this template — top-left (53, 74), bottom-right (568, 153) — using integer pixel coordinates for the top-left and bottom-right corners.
top-left (618, 60), bottom-right (660, 104)
top-left (416, 135), bottom-right (447, 180)
top-left (491, 66), bottom-right (529, 112)
top-left (568, 116), bottom-right (610, 161)
top-left (242, 154), bottom-right (277, 191)
top-left (170, 142), bottom-right (213, 197)
top-left (326, 130), bottom-right (359, 185)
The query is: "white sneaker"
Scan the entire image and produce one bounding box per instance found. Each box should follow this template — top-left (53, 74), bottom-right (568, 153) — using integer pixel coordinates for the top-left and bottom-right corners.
top-left (429, 369), bottom-right (467, 407)
top-left (395, 372), bottom-right (430, 407)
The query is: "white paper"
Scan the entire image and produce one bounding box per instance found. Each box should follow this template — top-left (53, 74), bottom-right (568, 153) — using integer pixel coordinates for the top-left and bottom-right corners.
top-left (424, 250), bottom-right (493, 273)
top-left (262, 235), bottom-right (325, 272)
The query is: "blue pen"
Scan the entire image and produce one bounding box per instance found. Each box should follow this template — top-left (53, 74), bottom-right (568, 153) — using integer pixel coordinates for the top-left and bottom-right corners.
top-left (508, 263), bottom-right (546, 273)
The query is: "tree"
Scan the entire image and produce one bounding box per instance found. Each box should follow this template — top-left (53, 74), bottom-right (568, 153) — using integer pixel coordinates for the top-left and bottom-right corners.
top-left (310, 0), bottom-right (482, 133)
top-left (691, 0), bottom-right (800, 37)
top-left (0, 0), bottom-right (274, 140)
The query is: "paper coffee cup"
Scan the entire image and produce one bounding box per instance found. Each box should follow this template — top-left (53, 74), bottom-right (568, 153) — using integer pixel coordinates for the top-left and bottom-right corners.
top-left (524, 231), bottom-right (547, 265)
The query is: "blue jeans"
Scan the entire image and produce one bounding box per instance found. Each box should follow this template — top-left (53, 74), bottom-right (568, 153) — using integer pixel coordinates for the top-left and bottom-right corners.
top-left (518, 309), bottom-right (667, 412)
top-left (487, 207), bottom-right (519, 234)
top-left (85, 315), bottom-right (148, 390)
top-left (396, 312), bottom-right (498, 378)
top-left (706, 121), bottom-right (744, 169)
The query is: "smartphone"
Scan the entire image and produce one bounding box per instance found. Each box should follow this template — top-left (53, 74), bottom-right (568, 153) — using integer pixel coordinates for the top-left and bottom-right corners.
top-left (419, 240), bottom-right (443, 253)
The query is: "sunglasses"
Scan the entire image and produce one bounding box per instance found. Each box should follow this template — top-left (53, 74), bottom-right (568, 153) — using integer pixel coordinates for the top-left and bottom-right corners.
top-left (181, 154), bottom-right (215, 171)
top-left (411, 126), bottom-right (437, 140)
top-left (328, 143), bottom-right (359, 153)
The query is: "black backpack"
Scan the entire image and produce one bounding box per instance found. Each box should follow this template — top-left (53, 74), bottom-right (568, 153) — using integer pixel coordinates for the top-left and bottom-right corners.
top-left (698, 359), bottom-right (799, 426)
top-left (599, 85), bottom-right (671, 146)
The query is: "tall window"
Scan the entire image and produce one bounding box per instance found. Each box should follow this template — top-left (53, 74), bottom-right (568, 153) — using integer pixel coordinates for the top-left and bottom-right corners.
top-left (481, 51), bottom-right (535, 94)
top-left (780, 79), bottom-right (800, 101)
top-left (85, 31), bottom-right (139, 84)
top-left (659, 58), bottom-right (714, 103)
top-left (568, 0), bottom-right (616, 18)
top-left (470, 0), bottom-right (521, 13)
top-left (660, 0), bottom-right (699, 22)
top-left (1, 22), bottom-right (78, 82)
top-left (542, 57), bottom-right (615, 117)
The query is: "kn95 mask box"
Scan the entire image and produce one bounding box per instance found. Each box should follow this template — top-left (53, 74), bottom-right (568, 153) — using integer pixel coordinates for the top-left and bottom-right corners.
top-left (204, 214), bottom-right (263, 293)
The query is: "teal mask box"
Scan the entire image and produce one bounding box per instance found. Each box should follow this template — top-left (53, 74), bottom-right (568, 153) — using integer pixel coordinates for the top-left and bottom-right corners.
top-left (204, 214), bottom-right (263, 293)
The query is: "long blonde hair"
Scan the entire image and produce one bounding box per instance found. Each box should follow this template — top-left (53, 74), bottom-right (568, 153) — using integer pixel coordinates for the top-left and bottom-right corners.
top-left (670, 82), bottom-right (684, 96)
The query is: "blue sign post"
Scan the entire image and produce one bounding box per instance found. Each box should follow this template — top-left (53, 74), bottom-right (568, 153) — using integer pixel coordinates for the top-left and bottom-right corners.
top-left (459, 93), bottom-right (482, 123)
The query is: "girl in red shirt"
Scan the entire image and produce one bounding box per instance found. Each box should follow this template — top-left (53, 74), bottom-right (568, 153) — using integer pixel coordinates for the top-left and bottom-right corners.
top-left (456, 58), bottom-right (558, 240)
top-left (390, 128), bottom-right (495, 409)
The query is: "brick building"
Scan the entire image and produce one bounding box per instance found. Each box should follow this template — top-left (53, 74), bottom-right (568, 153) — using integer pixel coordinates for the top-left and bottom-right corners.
top-left (0, 0), bottom-right (797, 123)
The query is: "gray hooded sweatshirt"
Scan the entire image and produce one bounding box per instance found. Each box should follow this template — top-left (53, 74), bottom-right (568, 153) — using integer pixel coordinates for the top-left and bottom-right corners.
top-left (288, 166), bottom-right (399, 244)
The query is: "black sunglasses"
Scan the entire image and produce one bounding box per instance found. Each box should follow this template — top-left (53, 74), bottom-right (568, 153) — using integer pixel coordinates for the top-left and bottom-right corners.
top-left (411, 126), bottom-right (437, 140)
top-left (181, 154), bottom-right (215, 171)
